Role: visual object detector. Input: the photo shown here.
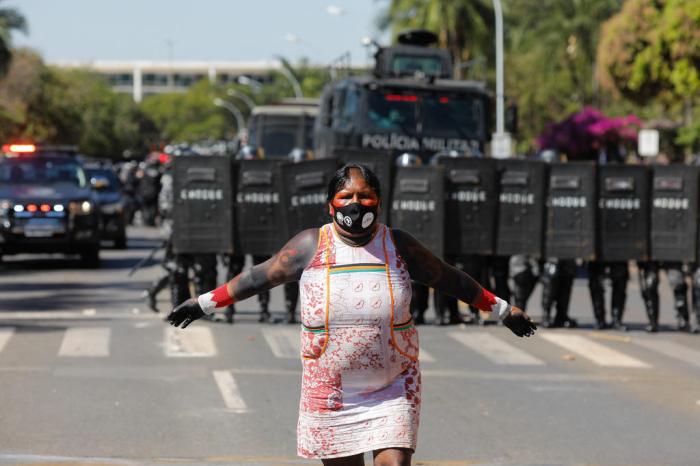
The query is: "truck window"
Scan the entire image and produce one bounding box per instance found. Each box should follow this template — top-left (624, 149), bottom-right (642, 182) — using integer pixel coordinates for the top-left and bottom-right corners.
top-left (366, 92), bottom-right (418, 133)
top-left (422, 94), bottom-right (484, 139)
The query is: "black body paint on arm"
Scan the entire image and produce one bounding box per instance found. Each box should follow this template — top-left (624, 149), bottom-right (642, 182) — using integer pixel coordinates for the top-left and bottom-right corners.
top-left (392, 228), bottom-right (484, 304)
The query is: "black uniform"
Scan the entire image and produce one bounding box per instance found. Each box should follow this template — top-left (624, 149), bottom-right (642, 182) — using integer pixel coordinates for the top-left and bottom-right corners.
top-left (638, 261), bottom-right (690, 332)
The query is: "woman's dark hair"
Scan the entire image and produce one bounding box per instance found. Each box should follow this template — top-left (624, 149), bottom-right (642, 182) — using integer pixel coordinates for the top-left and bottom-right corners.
top-left (327, 163), bottom-right (382, 202)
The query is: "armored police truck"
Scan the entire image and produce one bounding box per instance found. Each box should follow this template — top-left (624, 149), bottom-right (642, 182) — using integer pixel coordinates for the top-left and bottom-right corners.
top-left (247, 99), bottom-right (319, 159)
top-left (314, 30), bottom-right (491, 162)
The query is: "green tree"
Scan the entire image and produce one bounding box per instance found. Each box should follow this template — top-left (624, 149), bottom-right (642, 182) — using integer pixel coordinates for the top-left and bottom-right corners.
top-left (377, 0), bottom-right (494, 75)
top-left (0, 0), bottom-right (27, 76)
top-left (505, 0), bottom-right (622, 151)
top-left (597, 0), bottom-right (700, 150)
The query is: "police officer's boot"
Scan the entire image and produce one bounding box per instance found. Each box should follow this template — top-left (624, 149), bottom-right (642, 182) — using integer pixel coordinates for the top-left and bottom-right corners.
top-left (674, 288), bottom-right (691, 332)
top-left (410, 282), bottom-right (428, 325)
top-left (540, 262), bottom-right (558, 328)
top-left (512, 270), bottom-right (536, 311)
top-left (170, 258), bottom-right (191, 309)
top-left (284, 282), bottom-right (299, 324)
top-left (645, 300), bottom-right (659, 333)
top-left (554, 275), bottom-right (577, 328)
top-left (611, 280), bottom-right (628, 332)
top-left (692, 270), bottom-right (700, 334)
top-left (224, 305), bottom-right (235, 324)
top-left (588, 263), bottom-right (608, 329)
top-left (258, 290), bottom-right (271, 323)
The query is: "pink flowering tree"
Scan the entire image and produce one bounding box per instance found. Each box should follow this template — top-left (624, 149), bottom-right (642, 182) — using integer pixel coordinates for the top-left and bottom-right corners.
top-left (536, 107), bottom-right (642, 160)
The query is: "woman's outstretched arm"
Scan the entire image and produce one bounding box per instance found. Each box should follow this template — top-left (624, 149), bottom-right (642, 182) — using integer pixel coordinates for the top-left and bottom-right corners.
top-left (166, 228), bottom-right (319, 328)
top-left (391, 228), bottom-right (536, 337)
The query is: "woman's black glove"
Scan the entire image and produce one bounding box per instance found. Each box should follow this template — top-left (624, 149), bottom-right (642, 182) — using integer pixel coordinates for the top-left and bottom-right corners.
top-left (166, 298), bottom-right (205, 329)
top-left (502, 306), bottom-right (537, 337)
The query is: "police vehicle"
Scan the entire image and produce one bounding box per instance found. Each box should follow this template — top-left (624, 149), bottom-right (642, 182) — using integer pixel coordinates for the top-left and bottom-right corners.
top-left (84, 164), bottom-right (127, 249)
top-left (314, 30), bottom-right (492, 162)
top-left (0, 144), bottom-right (101, 267)
top-left (246, 99), bottom-right (319, 159)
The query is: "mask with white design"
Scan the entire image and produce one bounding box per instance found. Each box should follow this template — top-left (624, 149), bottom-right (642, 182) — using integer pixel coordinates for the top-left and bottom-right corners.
top-left (333, 202), bottom-right (378, 234)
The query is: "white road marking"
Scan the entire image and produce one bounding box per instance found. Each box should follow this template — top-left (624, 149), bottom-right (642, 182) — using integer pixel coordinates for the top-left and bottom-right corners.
top-left (419, 348), bottom-right (435, 363)
top-left (0, 327), bottom-right (15, 353)
top-left (213, 370), bottom-right (248, 412)
top-left (634, 339), bottom-right (700, 369)
top-left (262, 327), bottom-right (299, 359)
top-left (0, 311), bottom-right (161, 320)
top-left (165, 326), bottom-right (216, 357)
top-left (448, 331), bottom-right (545, 365)
top-left (541, 333), bottom-right (650, 368)
top-left (58, 327), bottom-right (110, 357)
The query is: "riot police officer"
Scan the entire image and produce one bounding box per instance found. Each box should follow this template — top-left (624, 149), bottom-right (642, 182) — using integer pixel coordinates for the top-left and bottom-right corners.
top-left (138, 158), bottom-right (162, 226)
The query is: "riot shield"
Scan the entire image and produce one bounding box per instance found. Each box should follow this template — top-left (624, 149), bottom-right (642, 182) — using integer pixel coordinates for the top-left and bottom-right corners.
top-left (390, 166), bottom-right (445, 258)
top-left (545, 162), bottom-right (596, 260)
top-left (235, 159), bottom-right (286, 255)
top-left (280, 159), bottom-right (338, 236)
top-left (495, 159), bottom-right (547, 257)
top-left (337, 149), bottom-right (394, 224)
top-left (438, 157), bottom-right (498, 255)
top-left (597, 165), bottom-right (650, 261)
top-left (172, 155), bottom-right (234, 254)
top-left (649, 165), bottom-right (699, 262)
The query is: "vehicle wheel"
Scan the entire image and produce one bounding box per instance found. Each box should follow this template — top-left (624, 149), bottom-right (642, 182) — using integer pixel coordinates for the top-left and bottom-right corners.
top-left (80, 246), bottom-right (101, 268)
top-left (114, 234), bottom-right (127, 250)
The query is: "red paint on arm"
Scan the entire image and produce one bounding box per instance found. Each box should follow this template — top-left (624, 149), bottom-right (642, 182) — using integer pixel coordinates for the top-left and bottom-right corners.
top-left (473, 288), bottom-right (497, 313)
top-left (211, 284), bottom-right (234, 308)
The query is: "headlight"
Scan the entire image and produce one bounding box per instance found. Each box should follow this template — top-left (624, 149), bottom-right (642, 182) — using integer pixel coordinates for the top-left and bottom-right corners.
top-left (69, 200), bottom-right (93, 215)
top-left (101, 202), bottom-right (123, 215)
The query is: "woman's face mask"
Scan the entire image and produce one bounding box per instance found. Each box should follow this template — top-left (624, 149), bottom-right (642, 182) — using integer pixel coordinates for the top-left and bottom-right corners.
top-left (330, 181), bottom-right (380, 235)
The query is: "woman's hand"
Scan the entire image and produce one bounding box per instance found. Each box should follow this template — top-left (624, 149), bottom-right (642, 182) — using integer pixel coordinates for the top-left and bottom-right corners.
top-left (166, 298), bottom-right (205, 329)
top-left (502, 306), bottom-right (537, 337)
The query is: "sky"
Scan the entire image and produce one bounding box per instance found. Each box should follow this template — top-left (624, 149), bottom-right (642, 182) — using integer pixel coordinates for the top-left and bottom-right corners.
top-left (10, 0), bottom-right (390, 66)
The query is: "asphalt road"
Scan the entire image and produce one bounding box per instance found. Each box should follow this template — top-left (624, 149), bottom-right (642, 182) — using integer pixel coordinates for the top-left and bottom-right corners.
top-left (0, 226), bottom-right (699, 466)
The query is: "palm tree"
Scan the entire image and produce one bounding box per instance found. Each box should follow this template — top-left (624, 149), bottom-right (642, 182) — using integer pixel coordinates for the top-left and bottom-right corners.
top-left (377, 0), bottom-right (494, 77)
top-left (0, 1), bottom-right (28, 76)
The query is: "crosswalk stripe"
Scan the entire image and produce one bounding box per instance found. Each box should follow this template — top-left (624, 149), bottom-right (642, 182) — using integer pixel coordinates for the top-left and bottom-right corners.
top-left (0, 327), bottom-right (14, 354)
top-left (213, 370), bottom-right (248, 412)
top-left (58, 327), bottom-right (110, 357)
top-left (448, 331), bottom-right (545, 365)
top-left (165, 326), bottom-right (216, 357)
top-left (262, 327), bottom-right (299, 359)
top-left (541, 333), bottom-right (650, 368)
top-left (634, 339), bottom-right (700, 369)
top-left (419, 348), bottom-right (435, 363)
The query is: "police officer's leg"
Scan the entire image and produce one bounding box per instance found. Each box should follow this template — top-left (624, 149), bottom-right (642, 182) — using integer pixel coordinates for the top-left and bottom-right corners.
top-left (224, 254), bottom-right (245, 324)
top-left (691, 266), bottom-right (700, 333)
top-left (491, 255), bottom-right (512, 304)
top-left (667, 263), bottom-right (690, 332)
top-left (171, 254), bottom-right (191, 308)
top-left (411, 282), bottom-right (429, 325)
top-left (193, 253), bottom-right (218, 321)
top-left (434, 255), bottom-right (461, 325)
top-left (461, 255), bottom-right (485, 325)
top-left (284, 282), bottom-right (299, 324)
top-left (554, 259), bottom-right (578, 328)
top-left (146, 271), bottom-right (170, 313)
top-left (610, 261), bottom-right (630, 331)
top-left (588, 261), bottom-right (607, 329)
top-left (638, 261), bottom-right (660, 333)
top-left (253, 255), bottom-right (271, 323)
top-left (510, 255), bottom-right (537, 312)
top-left (540, 259), bottom-right (560, 327)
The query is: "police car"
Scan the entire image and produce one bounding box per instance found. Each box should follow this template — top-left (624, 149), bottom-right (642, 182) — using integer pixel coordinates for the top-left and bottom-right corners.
top-left (0, 144), bottom-right (101, 267)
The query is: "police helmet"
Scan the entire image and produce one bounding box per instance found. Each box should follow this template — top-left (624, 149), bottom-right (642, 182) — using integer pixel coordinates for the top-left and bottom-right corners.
top-left (288, 147), bottom-right (308, 164)
top-left (395, 152), bottom-right (422, 167)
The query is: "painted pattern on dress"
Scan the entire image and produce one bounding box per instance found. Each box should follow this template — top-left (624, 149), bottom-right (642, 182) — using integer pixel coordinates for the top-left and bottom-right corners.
top-left (297, 224), bottom-right (421, 459)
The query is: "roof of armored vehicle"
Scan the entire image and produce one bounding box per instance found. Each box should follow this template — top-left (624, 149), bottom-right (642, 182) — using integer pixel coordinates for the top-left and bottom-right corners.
top-left (251, 103), bottom-right (319, 117)
top-left (340, 75), bottom-right (489, 94)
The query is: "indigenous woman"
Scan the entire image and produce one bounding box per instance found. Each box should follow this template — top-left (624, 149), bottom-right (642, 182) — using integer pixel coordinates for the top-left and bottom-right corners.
top-left (167, 164), bottom-right (537, 466)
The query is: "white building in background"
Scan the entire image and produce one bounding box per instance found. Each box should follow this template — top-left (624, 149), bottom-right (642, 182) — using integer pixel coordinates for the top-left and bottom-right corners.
top-left (50, 60), bottom-right (280, 102)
